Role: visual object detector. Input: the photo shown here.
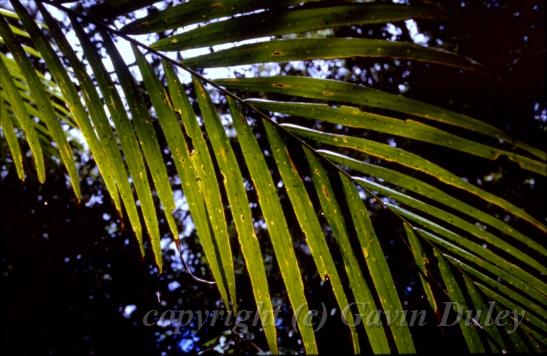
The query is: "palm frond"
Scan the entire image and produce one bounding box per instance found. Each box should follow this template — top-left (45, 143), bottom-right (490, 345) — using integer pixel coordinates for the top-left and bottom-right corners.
top-left (1, 0), bottom-right (545, 353)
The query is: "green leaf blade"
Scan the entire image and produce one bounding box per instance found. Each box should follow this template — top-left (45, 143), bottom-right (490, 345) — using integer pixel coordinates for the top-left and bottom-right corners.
top-left (151, 4), bottom-right (437, 51)
top-left (353, 177), bottom-right (546, 275)
top-left (38, 3), bottom-right (143, 238)
top-left (163, 62), bottom-right (237, 309)
top-left (0, 14), bottom-right (80, 198)
top-left (434, 248), bottom-right (485, 353)
top-left (462, 274), bottom-right (507, 353)
top-left (415, 227), bottom-right (547, 305)
top-left (305, 150), bottom-right (391, 354)
top-left (320, 150), bottom-right (546, 257)
top-left (71, 16), bottom-right (156, 254)
top-left (14, 0), bottom-right (123, 212)
top-left (122, 0), bottom-right (321, 35)
top-left (184, 38), bottom-right (482, 71)
top-left (101, 32), bottom-right (171, 268)
top-left (138, 50), bottom-right (239, 309)
top-left (282, 123), bottom-right (547, 233)
top-left (0, 98), bottom-right (25, 180)
top-left (217, 76), bottom-right (544, 159)
top-left (250, 99), bottom-right (546, 175)
top-left (263, 121), bottom-right (360, 353)
top-left (403, 224), bottom-right (438, 314)
top-left (192, 78), bottom-right (280, 353)
top-left (384, 203), bottom-right (547, 295)
top-left (228, 98), bottom-right (317, 354)
top-left (341, 175), bottom-right (416, 353)
top-left (0, 56), bottom-right (44, 181)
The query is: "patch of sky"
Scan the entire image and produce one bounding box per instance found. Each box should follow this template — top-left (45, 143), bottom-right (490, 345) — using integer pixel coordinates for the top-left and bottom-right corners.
top-left (405, 19), bottom-right (430, 47)
top-left (385, 23), bottom-right (403, 41)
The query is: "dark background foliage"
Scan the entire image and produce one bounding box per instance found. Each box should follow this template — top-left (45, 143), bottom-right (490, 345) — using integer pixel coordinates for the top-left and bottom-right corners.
top-left (0, 0), bottom-right (545, 354)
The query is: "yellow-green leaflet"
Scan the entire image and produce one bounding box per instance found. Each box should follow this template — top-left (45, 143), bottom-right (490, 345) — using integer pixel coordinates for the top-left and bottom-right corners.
top-left (217, 76), bottom-right (544, 160)
top-left (6, 22), bottom-right (30, 38)
top-left (136, 47), bottom-right (237, 309)
top-left (434, 248), bottom-right (485, 353)
top-left (0, 54), bottom-right (65, 105)
top-left (0, 15), bottom-right (80, 198)
top-left (228, 99), bottom-right (317, 353)
top-left (476, 283), bottom-right (547, 333)
top-left (320, 150), bottom-right (545, 257)
top-left (384, 203), bottom-right (547, 295)
top-left (192, 79), bottom-right (280, 353)
top-left (249, 99), bottom-right (546, 175)
top-left (163, 62), bottom-right (235, 309)
top-left (9, 81), bottom-right (73, 125)
top-left (0, 57), bottom-right (76, 129)
top-left (0, 36), bottom-right (41, 58)
top-left (403, 224), bottom-right (438, 314)
top-left (12, 0), bottom-right (122, 213)
top-left (0, 8), bottom-right (19, 20)
top-left (416, 228), bottom-right (547, 307)
top-left (446, 255), bottom-right (547, 321)
top-left (71, 16), bottom-right (154, 255)
top-left (38, 3), bottom-right (143, 244)
top-left (352, 177), bottom-right (545, 274)
top-left (100, 31), bottom-right (164, 268)
top-left (99, 40), bottom-right (175, 235)
top-left (263, 121), bottom-right (360, 354)
top-left (461, 274), bottom-right (507, 353)
top-left (282, 123), bottom-right (547, 233)
top-left (0, 56), bottom-right (44, 181)
top-left (2, 105), bottom-right (58, 160)
top-left (0, 96), bottom-right (24, 179)
top-left (0, 7), bottom-right (48, 28)
top-left (341, 174), bottom-right (415, 353)
top-left (305, 149), bottom-right (391, 354)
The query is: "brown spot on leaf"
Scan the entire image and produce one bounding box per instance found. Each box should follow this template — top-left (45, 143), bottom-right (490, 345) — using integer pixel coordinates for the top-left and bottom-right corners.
top-left (285, 148), bottom-right (298, 172)
top-left (272, 82), bottom-right (290, 89)
top-left (321, 185), bottom-right (330, 201)
top-left (271, 50), bottom-right (284, 57)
